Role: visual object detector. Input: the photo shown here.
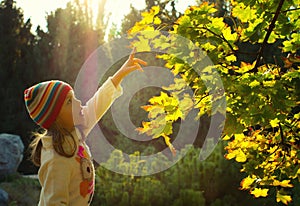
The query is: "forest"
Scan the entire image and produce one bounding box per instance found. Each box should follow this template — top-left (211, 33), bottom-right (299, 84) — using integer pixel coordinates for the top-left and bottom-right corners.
top-left (0, 0), bottom-right (299, 205)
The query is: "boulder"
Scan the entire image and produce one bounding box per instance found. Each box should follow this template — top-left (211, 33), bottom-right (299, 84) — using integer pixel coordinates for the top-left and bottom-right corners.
top-left (0, 134), bottom-right (24, 177)
top-left (0, 189), bottom-right (8, 205)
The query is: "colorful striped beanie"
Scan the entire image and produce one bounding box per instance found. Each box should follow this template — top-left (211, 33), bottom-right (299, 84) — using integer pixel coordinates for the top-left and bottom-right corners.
top-left (24, 80), bottom-right (72, 129)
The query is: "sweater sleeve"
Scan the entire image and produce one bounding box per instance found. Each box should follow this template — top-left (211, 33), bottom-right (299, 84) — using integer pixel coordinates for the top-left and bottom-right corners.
top-left (81, 77), bottom-right (123, 136)
top-left (38, 156), bottom-right (72, 206)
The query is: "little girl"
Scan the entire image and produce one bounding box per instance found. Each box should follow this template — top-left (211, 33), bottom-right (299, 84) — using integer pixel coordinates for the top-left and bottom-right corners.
top-left (24, 49), bottom-right (147, 206)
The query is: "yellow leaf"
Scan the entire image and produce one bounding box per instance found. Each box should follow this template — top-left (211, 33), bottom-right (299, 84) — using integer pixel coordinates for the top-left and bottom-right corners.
top-left (235, 61), bottom-right (255, 73)
top-left (210, 17), bottom-right (226, 31)
top-left (267, 146), bottom-right (278, 154)
top-left (226, 106), bottom-right (233, 113)
top-left (276, 191), bottom-right (292, 205)
top-left (225, 152), bottom-right (236, 160)
top-left (151, 5), bottom-right (160, 15)
top-left (251, 188), bottom-right (269, 198)
top-left (135, 121), bottom-right (151, 134)
top-left (128, 23), bottom-right (144, 35)
top-left (249, 80), bottom-right (260, 88)
top-left (240, 176), bottom-right (256, 190)
top-left (141, 30), bottom-right (161, 39)
top-left (236, 149), bottom-right (247, 162)
top-left (234, 133), bottom-right (245, 141)
top-left (263, 80), bottom-right (276, 87)
top-left (273, 180), bottom-right (294, 188)
top-left (270, 118), bottom-right (280, 128)
top-left (154, 17), bottom-right (161, 25)
top-left (202, 42), bottom-right (217, 51)
top-left (222, 27), bottom-right (238, 42)
top-left (133, 39), bottom-right (151, 52)
top-left (222, 135), bottom-right (231, 140)
top-left (225, 54), bottom-right (237, 62)
top-left (141, 105), bottom-right (152, 112)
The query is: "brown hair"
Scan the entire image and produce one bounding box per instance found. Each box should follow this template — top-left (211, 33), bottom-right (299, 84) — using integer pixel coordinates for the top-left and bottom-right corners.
top-left (29, 122), bottom-right (77, 166)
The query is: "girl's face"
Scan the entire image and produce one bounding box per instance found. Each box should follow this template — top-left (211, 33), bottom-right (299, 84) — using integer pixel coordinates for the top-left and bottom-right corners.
top-left (56, 90), bottom-right (84, 132)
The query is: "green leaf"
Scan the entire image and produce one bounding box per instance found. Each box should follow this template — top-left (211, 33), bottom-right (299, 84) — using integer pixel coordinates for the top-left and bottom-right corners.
top-left (208, 17), bottom-right (226, 34)
top-left (232, 3), bottom-right (257, 23)
top-left (282, 40), bottom-right (295, 53)
top-left (133, 36), bottom-right (151, 52)
top-left (267, 31), bottom-right (278, 44)
top-left (291, 33), bottom-right (300, 44)
top-left (148, 106), bottom-right (165, 119)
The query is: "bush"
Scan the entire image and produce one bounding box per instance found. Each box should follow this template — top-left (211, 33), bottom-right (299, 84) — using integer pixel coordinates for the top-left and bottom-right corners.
top-left (91, 142), bottom-right (276, 206)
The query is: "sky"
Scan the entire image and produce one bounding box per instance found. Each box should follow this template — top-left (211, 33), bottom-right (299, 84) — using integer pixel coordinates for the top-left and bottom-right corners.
top-left (15, 0), bottom-right (197, 33)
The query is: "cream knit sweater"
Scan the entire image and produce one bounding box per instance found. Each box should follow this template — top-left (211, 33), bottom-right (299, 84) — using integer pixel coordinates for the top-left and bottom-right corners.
top-left (38, 78), bottom-right (123, 206)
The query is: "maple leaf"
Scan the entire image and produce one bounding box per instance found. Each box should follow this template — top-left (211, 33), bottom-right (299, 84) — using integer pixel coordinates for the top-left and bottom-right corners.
top-left (270, 118), bottom-right (280, 128)
top-left (276, 190), bottom-right (292, 205)
top-left (281, 53), bottom-right (300, 68)
top-left (251, 188), bottom-right (269, 198)
top-left (235, 149), bottom-right (247, 162)
top-left (240, 176), bottom-right (256, 190)
top-left (273, 180), bottom-right (294, 188)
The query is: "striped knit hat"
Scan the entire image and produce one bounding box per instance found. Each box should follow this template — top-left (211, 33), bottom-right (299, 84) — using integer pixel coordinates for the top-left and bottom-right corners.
top-left (24, 80), bottom-right (72, 129)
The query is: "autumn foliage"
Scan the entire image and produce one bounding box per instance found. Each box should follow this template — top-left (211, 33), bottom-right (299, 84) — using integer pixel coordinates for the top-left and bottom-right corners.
top-left (128, 0), bottom-right (300, 204)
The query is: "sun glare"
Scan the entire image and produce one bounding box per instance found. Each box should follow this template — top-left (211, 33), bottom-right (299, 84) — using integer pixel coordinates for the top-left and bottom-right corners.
top-left (16, 0), bottom-right (196, 34)
top-left (103, 0), bottom-right (146, 27)
top-left (74, 0), bottom-right (146, 31)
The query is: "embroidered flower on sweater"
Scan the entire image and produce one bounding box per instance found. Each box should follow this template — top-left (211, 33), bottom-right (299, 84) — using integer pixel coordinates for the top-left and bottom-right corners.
top-left (78, 145), bottom-right (88, 158)
top-left (76, 145), bottom-right (94, 199)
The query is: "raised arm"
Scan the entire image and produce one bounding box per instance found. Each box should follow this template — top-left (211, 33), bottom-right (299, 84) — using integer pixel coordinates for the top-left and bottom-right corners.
top-left (81, 48), bottom-right (147, 137)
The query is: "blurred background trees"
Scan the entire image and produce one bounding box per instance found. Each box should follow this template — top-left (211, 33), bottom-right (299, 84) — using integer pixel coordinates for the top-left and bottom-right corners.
top-left (0, 0), bottom-right (106, 173)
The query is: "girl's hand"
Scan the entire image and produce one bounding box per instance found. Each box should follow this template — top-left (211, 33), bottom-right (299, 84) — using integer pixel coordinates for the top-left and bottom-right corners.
top-left (121, 47), bottom-right (147, 73)
top-left (112, 48), bottom-right (148, 87)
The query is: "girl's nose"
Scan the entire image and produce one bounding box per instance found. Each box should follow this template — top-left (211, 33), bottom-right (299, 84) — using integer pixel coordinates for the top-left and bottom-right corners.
top-left (72, 98), bottom-right (82, 110)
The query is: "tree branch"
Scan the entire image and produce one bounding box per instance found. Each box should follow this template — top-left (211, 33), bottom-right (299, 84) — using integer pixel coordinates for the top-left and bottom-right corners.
top-left (203, 26), bottom-right (236, 53)
top-left (251, 0), bottom-right (286, 73)
top-left (281, 7), bottom-right (300, 13)
top-left (279, 122), bottom-right (285, 144)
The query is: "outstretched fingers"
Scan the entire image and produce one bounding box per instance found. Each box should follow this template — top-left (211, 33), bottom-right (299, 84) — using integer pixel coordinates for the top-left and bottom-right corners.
top-left (133, 58), bottom-right (147, 66)
top-left (127, 63), bottom-right (144, 72)
top-left (129, 47), bottom-right (137, 60)
top-left (129, 47), bottom-right (147, 72)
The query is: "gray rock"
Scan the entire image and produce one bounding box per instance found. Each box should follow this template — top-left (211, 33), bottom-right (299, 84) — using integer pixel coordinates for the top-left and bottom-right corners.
top-left (0, 189), bottom-right (8, 206)
top-left (0, 134), bottom-right (24, 177)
